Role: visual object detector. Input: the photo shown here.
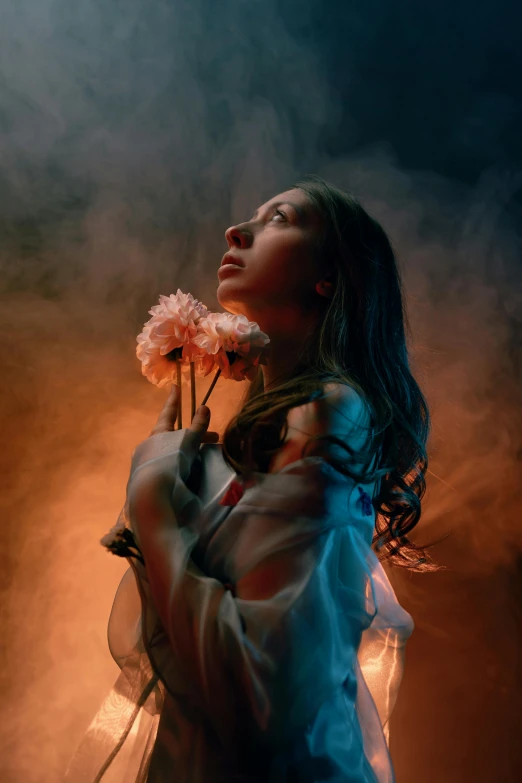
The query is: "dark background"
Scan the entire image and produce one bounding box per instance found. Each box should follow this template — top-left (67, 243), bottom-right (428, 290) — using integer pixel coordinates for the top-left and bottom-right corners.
top-left (1, 1), bottom-right (521, 780)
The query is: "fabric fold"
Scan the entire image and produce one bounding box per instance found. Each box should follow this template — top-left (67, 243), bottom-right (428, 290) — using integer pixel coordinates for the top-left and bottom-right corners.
top-left (65, 439), bottom-right (413, 782)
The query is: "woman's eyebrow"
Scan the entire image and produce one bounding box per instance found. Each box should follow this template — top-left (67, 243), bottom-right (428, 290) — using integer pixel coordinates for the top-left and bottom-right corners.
top-left (249, 201), bottom-right (306, 221)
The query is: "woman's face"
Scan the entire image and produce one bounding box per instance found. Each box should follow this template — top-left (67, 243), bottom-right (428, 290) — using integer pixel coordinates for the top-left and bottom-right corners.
top-left (217, 188), bottom-right (328, 328)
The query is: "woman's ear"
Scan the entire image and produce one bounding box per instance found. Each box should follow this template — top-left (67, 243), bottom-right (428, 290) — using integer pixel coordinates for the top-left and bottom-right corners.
top-left (315, 278), bottom-right (335, 299)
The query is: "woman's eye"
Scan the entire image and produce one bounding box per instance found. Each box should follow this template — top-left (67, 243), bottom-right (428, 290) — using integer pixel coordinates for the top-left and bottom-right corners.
top-left (270, 209), bottom-right (287, 222)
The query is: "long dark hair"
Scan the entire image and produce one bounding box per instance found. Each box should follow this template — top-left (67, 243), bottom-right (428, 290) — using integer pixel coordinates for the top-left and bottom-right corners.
top-left (221, 175), bottom-right (444, 572)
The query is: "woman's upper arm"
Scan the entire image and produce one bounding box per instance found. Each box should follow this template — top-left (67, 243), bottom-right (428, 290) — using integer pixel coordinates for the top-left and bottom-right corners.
top-left (269, 382), bottom-right (371, 473)
top-left (131, 384), bottom-right (375, 759)
top-left (132, 462), bottom-right (371, 762)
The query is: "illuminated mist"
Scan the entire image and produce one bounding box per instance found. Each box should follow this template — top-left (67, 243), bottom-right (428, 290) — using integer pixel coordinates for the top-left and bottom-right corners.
top-left (1, 1), bottom-right (521, 781)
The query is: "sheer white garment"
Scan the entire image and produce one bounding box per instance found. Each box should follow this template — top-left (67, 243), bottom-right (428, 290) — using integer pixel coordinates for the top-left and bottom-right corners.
top-left (64, 411), bottom-right (414, 782)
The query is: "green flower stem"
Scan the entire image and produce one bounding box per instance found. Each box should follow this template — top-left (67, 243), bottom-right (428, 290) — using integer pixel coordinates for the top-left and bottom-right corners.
top-left (176, 359), bottom-right (182, 429)
top-left (190, 361), bottom-right (196, 421)
top-left (201, 367), bottom-right (221, 406)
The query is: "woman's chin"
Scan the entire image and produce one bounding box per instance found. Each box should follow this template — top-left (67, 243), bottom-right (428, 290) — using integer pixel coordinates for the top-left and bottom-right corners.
top-left (216, 289), bottom-right (247, 317)
top-left (222, 305), bottom-right (248, 318)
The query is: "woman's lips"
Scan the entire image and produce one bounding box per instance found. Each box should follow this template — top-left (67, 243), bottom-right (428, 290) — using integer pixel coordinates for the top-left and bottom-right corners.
top-left (217, 263), bottom-right (244, 277)
top-left (220, 253), bottom-right (244, 268)
top-left (218, 253), bottom-right (245, 278)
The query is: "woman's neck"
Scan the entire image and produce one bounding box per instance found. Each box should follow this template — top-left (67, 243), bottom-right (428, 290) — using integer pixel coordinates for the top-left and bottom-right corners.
top-left (260, 336), bottom-right (309, 391)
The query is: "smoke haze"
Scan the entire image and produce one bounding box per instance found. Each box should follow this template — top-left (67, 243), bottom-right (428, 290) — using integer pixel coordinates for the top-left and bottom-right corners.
top-left (1, 1), bottom-right (521, 781)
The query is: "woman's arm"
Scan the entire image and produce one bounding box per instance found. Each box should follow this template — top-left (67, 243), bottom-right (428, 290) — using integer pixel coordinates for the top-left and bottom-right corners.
top-left (131, 470), bottom-right (369, 760)
top-left (268, 381), bottom-right (372, 472)
top-left (129, 384), bottom-right (376, 761)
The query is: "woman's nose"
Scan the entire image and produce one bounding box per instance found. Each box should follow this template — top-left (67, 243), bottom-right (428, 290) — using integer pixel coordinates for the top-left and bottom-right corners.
top-left (225, 224), bottom-right (252, 249)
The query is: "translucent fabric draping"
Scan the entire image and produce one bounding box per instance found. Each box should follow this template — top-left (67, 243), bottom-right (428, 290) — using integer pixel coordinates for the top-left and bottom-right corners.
top-left (64, 437), bottom-right (413, 782)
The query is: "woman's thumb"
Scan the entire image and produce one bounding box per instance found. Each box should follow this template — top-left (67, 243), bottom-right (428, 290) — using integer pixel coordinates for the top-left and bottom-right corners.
top-left (150, 384), bottom-right (180, 434)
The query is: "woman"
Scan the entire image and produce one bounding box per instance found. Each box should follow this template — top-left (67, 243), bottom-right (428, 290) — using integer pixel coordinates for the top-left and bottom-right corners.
top-left (65, 176), bottom-right (439, 782)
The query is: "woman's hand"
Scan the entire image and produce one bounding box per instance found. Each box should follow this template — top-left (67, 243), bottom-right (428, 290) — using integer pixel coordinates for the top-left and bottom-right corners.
top-left (128, 385), bottom-right (219, 488)
top-left (125, 386), bottom-right (220, 540)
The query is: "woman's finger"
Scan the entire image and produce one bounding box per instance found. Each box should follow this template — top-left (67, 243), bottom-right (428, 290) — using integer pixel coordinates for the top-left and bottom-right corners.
top-left (150, 384), bottom-right (180, 435)
top-left (190, 405), bottom-right (211, 435)
top-left (180, 405), bottom-right (212, 464)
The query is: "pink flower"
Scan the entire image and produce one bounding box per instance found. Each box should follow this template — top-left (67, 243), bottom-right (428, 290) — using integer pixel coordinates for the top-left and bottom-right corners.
top-left (136, 289), bottom-right (209, 387)
top-left (192, 312), bottom-right (270, 381)
top-left (135, 292), bottom-right (270, 394)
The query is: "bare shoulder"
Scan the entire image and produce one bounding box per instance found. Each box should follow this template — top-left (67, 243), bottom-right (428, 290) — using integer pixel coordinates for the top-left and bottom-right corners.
top-left (288, 381), bottom-right (369, 432)
top-left (322, 381), bottom-right (366, 413)
top-left (269, 381), bottom-right (371, 473)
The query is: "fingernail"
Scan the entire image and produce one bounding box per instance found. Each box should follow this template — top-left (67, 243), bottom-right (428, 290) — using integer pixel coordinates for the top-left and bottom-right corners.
top-left (198, 405), bottom-right (209, 416)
